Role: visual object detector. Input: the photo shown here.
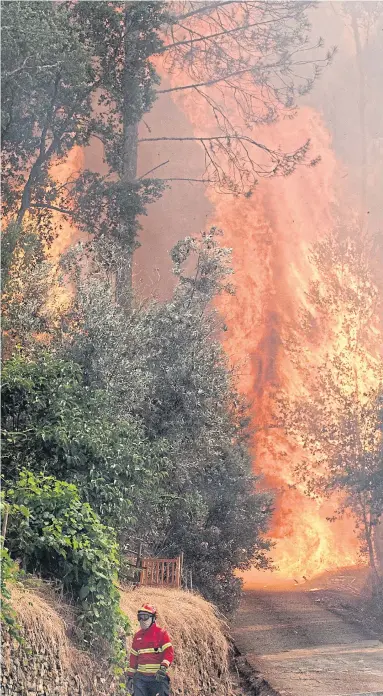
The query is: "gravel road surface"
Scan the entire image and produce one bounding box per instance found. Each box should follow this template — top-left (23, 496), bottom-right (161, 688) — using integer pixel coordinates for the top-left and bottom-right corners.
top-left (232, 587), bottom-right (383, 696)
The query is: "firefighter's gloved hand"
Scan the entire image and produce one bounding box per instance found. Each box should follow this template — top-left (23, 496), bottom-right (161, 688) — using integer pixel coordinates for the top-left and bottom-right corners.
top-left (155, 665), bottom-right (168, 682)
top-left (126, 676), bottom-right (134, 694)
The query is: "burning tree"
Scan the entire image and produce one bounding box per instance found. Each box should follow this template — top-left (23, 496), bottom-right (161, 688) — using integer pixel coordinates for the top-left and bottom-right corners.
top-left (141, 1), bottom-right (330, 191)
top-left (2, 1), bottom-right (333, 298)
top-left (280, 231), bottom-right (383, 585)
top-left (74, 0), bottom-right (333, 297)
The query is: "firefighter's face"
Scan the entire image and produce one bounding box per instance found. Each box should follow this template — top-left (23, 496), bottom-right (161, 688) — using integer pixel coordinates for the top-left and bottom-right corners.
top-left (138, 611), bottom-right (153, 630)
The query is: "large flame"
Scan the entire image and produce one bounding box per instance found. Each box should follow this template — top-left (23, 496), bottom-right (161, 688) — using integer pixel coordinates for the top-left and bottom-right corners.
top-left (211, 108), bottom-right (363, 578)
top-left (166, 71), bottom-right (374, 577)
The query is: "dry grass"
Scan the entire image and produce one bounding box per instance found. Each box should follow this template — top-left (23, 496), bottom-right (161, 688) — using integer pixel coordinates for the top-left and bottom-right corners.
top-left (10, 585), bottom-right (74, 670)
top-left (121, 587), bottom-right (233, 696)
top-left (7, 583), bottom-right (234, 695)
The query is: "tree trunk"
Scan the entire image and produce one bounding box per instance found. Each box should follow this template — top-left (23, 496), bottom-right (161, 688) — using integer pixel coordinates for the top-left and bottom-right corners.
top-left (115, 5), bottom-right (140, 307)
top-left (1, 507), bottom-right (9, 539)
top-left (115, 122), bottom-right (138, 306)
top-left (350, 11), bottom-right (367, 234)
top-left (362, 501), bottom-right (381, 590)
top-left (374, 519), bottom-right (383, 573)
top-left (16, 75), bottom-right (61, 227)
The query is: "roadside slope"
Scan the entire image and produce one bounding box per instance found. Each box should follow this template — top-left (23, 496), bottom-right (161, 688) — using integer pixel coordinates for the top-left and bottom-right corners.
top-left (2, 583), bottom-right (234, 696)
top-left (232, 587), bottom-right (383, 696)
top-left (121, 586), bottom-right (233, 695)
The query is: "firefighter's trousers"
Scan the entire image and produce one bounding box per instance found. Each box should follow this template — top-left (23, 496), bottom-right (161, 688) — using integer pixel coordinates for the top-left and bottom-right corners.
top-left (133, 674), bottom-right (170, 696)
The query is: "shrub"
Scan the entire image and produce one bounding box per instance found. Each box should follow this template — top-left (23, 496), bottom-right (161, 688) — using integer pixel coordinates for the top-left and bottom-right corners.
top-left (5, 470), bottom-right (129, 662)
top-left (1, 353), bottom-right (166, 532)
top-left (1, 534), bottom-right (21, 641)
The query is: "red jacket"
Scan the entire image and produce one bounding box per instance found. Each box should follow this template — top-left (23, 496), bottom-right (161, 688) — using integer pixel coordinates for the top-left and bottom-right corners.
top-left (128, 622), bottom-right (174, 677)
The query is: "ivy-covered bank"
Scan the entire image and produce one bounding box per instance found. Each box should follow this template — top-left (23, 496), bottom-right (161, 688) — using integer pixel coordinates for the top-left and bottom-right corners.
top-left (2, 472), bottom-right (127, 657)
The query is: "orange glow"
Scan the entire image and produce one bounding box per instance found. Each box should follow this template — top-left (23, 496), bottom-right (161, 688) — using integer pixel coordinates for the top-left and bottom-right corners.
top-left (44, 145), bottom-right (88, 315)
top-left (169, 78), bottom-right (376, 577)
top-left (211, 108), bottom-right (362, 578)
top-left (49, 145), bottom-right (86, 260)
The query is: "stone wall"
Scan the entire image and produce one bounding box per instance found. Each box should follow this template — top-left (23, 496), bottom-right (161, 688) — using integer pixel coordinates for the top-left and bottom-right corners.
top-left (1, 587), bottom-right (114, 696)
top-left (1, 630), bottom-right (84, 696)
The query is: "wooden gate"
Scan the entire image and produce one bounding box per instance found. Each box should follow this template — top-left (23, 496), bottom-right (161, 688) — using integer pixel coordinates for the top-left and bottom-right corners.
top-left (139, 555), bottom-right (183, 589)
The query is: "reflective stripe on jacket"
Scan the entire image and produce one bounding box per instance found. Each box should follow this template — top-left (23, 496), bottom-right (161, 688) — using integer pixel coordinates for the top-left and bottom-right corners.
top-left (127, 623), bottom-right (174, 676)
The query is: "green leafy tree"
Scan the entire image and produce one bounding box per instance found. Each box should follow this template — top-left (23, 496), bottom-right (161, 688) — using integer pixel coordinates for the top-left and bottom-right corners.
top-left (70, 1), bottom-right (169, 295)
top-left (159, 445), bottom-right (273, 613)
top-left (1, 222), bottom-right (62, 358)
top-left (1, 353), bottom-right (167, 531)
top-left (140, 232), bottom-right (272, 611)
top-left (1, 1), bottom-right (96, 228)
top-left (1, 0), bottom-right (166, 299)
top-left (1, 1), bottom-right (100, 332)
top-left (60, 230), bottom-right (273, 611)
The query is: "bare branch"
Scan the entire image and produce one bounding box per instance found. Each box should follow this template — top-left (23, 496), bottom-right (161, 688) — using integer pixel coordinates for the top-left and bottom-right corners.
top-left (174, 2), bottom-right (234, 23)
top-left (138, 132), bottom-right (312, 195)
top-left (157, 65), bottom-right (254, 94)
top-left (30, 203), bottom-right (75, 216)
top-left (160, 15), bottom-right (293, 54)
top-left (139, 160), bottom-right (170, 180)
top-left (139, 134), bottom-right (273, 156)
top-left (158, 178), bottom-right (213, 184)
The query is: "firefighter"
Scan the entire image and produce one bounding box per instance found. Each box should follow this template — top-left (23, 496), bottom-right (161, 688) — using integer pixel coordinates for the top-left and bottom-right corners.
top-left (126, 603), bottom-right (174, 696)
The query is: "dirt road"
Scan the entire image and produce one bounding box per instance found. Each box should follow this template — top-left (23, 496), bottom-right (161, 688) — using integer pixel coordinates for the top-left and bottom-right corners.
top-left (232, 587), bottom-right (383, 696)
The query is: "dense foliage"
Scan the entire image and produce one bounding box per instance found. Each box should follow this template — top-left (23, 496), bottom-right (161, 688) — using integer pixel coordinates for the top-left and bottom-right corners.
top-left (4, 470), bottom-right (128, 657)
top-left (56, 231), bottom-right (272, 611)
top-left (2, 353), bottom-right (166, 530)
top-left (1, 230), bottom-right (272, 613)
top-left (0, 532), bottom-right (21, 641)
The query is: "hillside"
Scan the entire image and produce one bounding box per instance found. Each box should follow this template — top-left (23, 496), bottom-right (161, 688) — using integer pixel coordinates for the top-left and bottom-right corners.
top-left (2, 583), bottom-right (235, 696)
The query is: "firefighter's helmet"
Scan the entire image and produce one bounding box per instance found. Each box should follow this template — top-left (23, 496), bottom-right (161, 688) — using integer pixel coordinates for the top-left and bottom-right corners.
top-left (138, 603), bottom-right (157, 620)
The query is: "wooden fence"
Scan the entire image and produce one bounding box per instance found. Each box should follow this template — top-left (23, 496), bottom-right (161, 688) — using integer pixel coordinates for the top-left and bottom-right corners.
top-left (140, 554), bottom-right (183, 589)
